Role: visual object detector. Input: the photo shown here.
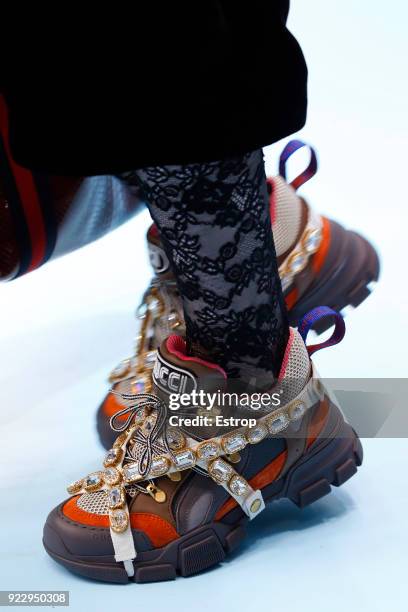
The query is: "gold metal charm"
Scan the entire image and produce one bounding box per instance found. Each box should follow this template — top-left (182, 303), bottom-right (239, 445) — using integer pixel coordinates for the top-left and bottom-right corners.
top-left (146, 483), bottom-right (167, 503)
top-left (167, 471), bottom-right (181, 482)
top-left (226, 452), bottom-right (241, 464)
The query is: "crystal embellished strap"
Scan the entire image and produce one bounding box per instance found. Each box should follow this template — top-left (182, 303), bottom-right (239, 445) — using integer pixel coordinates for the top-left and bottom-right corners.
top-left (114, 365), bottom-right (323, 485)
top-left (196, 458), bottom-right (265, 520)
top-left (67, 365), bottom-right (325, 567)
top-left (108, 280), bottom-right (183, 393)
top-left (111, 512), bottom-right (136, 575)
top-left (278, 203), bottom-right (323, 292)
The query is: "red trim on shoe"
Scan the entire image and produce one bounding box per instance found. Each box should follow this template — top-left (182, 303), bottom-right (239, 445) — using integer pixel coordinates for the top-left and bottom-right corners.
top-left (166, 336), bottom-right (227, 379)
top-left (312, 216), bottom-right (331, 275)
top-left (306, 399), bottom-right (329, 449)
top-left (285, 287), bottom-right (298, 310)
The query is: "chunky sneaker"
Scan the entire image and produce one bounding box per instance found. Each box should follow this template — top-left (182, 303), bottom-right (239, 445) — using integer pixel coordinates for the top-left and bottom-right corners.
top-left (97, 140), bottom-right (380, 449)
top-left (44, 307), bottom-right (363, 583)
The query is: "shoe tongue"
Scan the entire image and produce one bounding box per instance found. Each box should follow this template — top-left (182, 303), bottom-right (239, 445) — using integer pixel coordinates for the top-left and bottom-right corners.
top-left (152, 336), bottom-right (227, 402)
top-left (146, 224), bottom-right (173, 279)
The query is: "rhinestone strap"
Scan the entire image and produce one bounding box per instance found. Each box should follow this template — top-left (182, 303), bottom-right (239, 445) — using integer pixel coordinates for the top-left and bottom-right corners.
top-left (278, 204), bottom-right (323, 292)
top-left (108, 280), bottom-right (183, 395)
top-left (67, 362), bottom-right (326, 568)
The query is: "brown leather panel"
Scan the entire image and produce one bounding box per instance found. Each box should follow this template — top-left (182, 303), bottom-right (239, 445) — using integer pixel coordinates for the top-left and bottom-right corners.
top-left (129, 472), bottom-right (189, 528)
top-left (279, 408), bottom-right (313, 478)
top-left (159, 342), bottom-right (226, 392)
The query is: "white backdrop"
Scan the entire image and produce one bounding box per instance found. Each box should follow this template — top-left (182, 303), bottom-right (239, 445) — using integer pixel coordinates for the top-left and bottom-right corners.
top-left (0, 2), bottom-right (407, 610)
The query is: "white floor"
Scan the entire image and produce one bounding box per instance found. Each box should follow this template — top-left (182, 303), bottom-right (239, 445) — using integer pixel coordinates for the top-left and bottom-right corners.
top-left (0, 1), bottom-right (407, 610)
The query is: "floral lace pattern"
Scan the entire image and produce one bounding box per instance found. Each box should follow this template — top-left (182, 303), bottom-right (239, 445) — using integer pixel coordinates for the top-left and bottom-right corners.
top-left (120, 149), bottom-right (288, 384)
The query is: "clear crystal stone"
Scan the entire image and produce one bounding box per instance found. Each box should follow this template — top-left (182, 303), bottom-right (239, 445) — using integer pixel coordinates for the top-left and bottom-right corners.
top-left (148, 297), bottom-right (160, 313)
top-left (173, 449), bottom-right (195, 470)
top-left (208, 458), bottom-right (233, 483)
top-left (304, 229), bottom-right (322, 253)
top-left (281, 274), bottom-right (292, 292)
top-left (150, 456), bottom-right (169, 476)
top-left (110, 509), bottom-right (128, 533)
top-left (131, 376), bottom-right (148, 394)
top-left (167, 428), bottom-right (185, 451)
top-left (222, 433), bottom-right (247, 454)
top-left (167, 311), bottom-right (179, 328)
top-left (137, 303), bottom-right (148, 319)
top-left (85, 472), bottom-right (102, 490)
top-left (108, 487), bottom-right (124, 509)
top-left (144, 351), bottom-right (157, 367)
top-left (289, 401), bottom-right (306, 421)
top-left (103, 467), bottom-right (121, 485)
top-left (290, 253), bottom-right (306, 274)
top-left (246, 423), bottom-right (268, 444)
top-left (104, 448), bottom-right (121, 467)
top-left (197, 441), bottom-right (220, 460)
top-left (229, 475), bottom-right (248, 497)
top-left (110, 359), bottom-right (130, 380)
top-left (123, 462), bottom-right (140, 483)
top-left (268, 412), bottom-right (290, 434)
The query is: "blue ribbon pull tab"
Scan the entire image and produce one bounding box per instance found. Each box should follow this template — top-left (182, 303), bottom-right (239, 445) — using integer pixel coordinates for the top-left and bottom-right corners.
top-left (298, 306), bottom-right (346, 356)
top-left (279, 139), bottom-right (318, 191)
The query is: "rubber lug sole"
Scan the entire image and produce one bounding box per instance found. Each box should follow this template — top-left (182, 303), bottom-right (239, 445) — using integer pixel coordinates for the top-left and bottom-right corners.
top-left (44, 423), bottom-right (363, 583)
top-left (288, 231), bottom-right (380, 334)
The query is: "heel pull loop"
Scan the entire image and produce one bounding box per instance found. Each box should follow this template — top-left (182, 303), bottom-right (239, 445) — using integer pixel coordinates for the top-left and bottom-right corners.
top-left (279, 140), bottom-right (318, 191)
top-left (298, 307), bottom-right (346, 356)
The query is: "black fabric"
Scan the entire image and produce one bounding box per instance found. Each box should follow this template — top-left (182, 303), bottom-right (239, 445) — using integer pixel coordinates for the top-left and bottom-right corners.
top-left (123, 148), bottom-right (289, 386)
top-left (1, 1), bottom-right (307, 176)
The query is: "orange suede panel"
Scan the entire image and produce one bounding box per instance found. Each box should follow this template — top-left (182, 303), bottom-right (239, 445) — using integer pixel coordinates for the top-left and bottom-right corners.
top-left (306, 399), bottom-right (329, 449)
top-left (215, 450), bottom-right (288, 521)
top-left (63, 496), bottom-right (110, 527)
top-left (130, 513), bottom-right (179, 547)
top-left (312, 216), bottom-right (331, 275)
top-left (102, 393), bottom-right (126, 419)
top-left (62, 498), bottom-right (179, 548)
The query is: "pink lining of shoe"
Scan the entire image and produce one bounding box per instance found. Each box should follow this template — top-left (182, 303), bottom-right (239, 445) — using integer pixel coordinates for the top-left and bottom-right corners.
top-left (166, 336), bottom-right (227, 379)
top-left (148, 224), bottom-right (160, 239)
top-left (278, 327), bottom-right (295, 381)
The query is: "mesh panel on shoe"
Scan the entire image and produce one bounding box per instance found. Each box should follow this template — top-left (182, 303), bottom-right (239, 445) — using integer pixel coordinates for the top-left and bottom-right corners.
top-left (76, 487), bottom-right (140, 515)
top-left (271, 176), bottom-right (302, 258)
top-left (76, 491), bottom-right (108, 515)
top-left (280, 328), bottom-right (311, 404)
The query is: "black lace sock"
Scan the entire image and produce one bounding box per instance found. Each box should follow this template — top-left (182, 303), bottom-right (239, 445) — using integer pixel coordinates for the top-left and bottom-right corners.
top-left (121, 149), bottom-right (289, 387)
